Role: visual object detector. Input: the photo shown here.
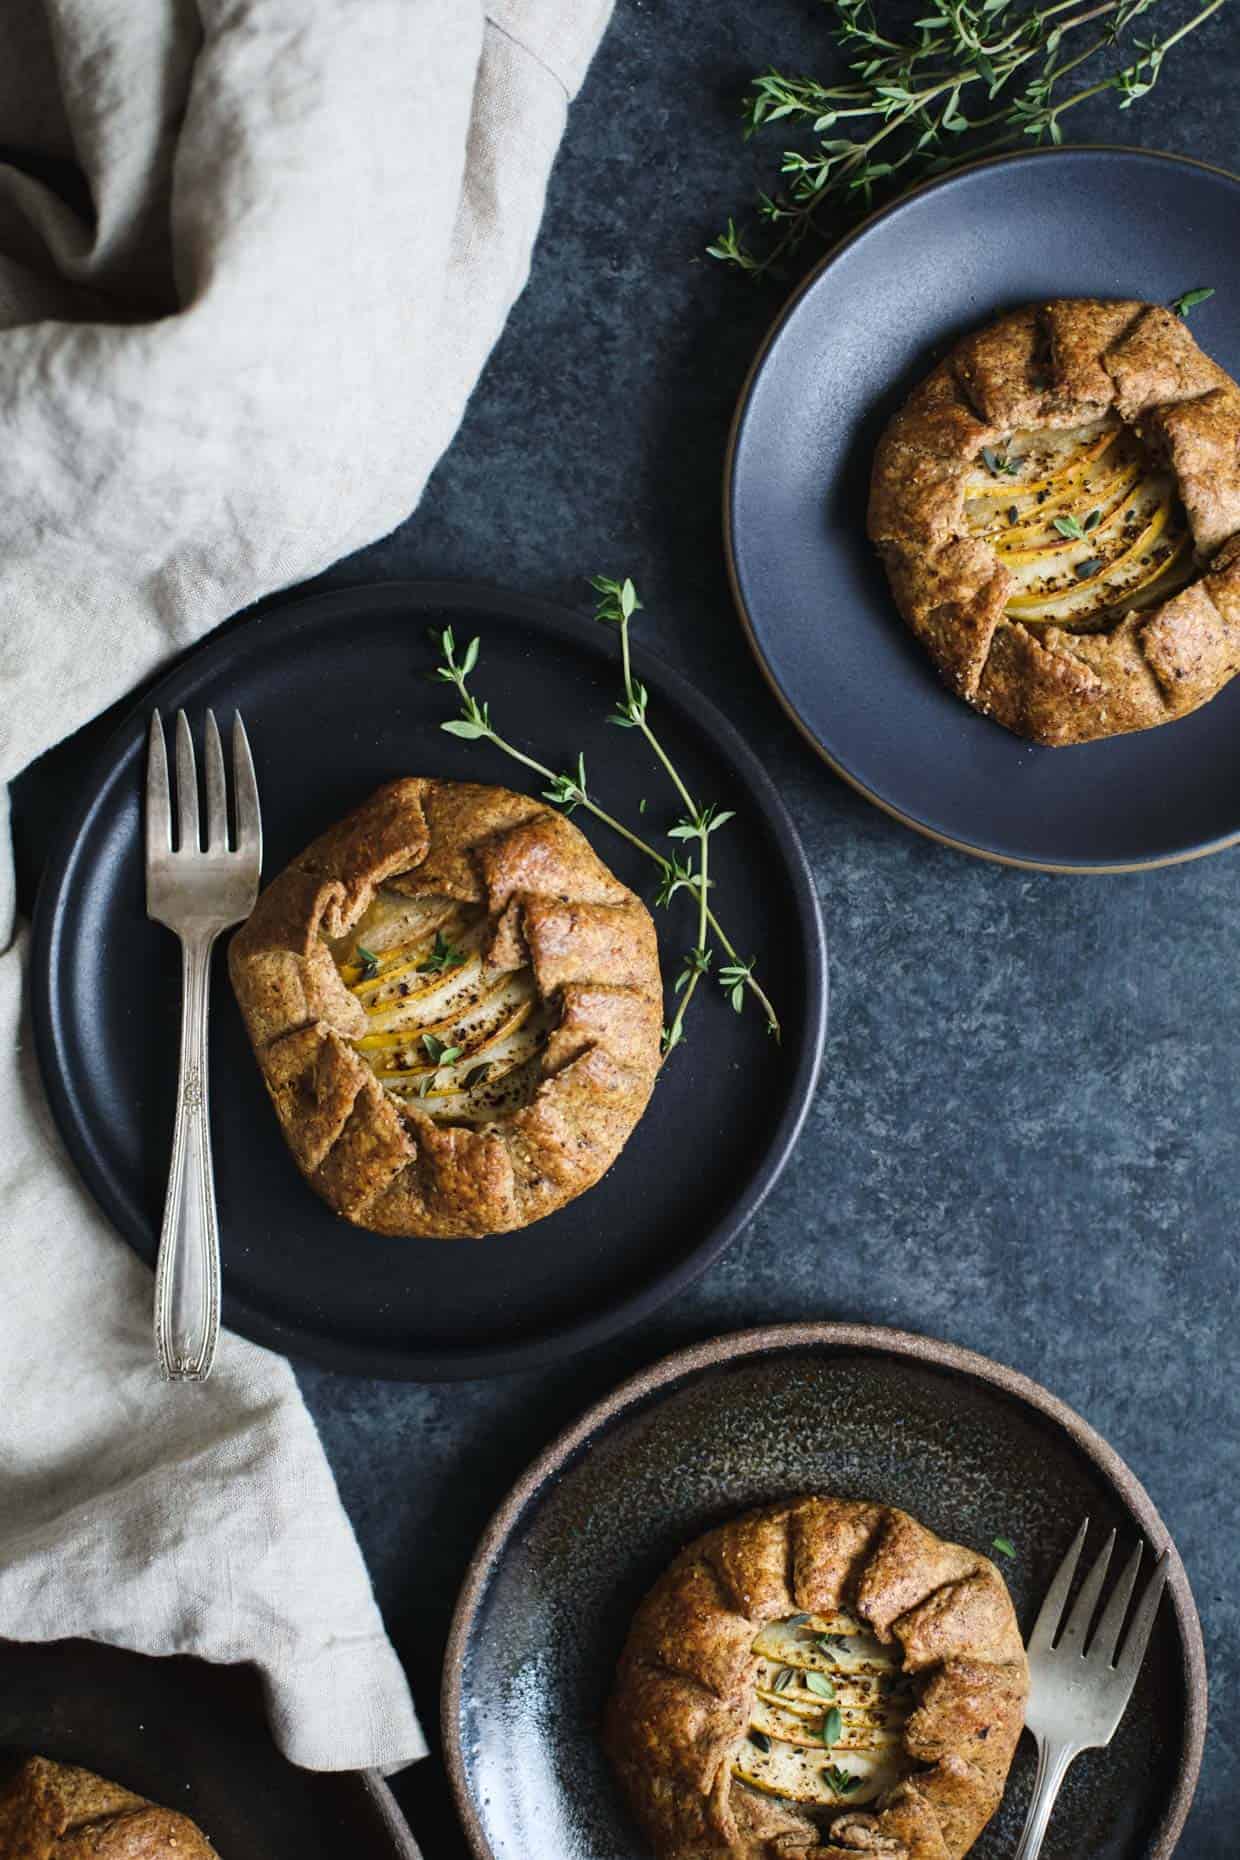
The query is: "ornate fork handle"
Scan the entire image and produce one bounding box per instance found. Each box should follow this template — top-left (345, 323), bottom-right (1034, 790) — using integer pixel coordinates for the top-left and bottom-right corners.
top-left (1013, 1736), bottom-right (1075, 1860)
top-left (153, 935), bottom-right (222, 1381)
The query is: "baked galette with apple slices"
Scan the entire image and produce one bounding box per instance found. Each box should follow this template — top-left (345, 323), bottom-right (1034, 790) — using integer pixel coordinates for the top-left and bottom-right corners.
top-left (0, 1756), bottom-right (219, 1858)
top-left (604, 1497), bottom-right (1027, 1860)
top-left (869, 299), bottom-right (1240, 744)
top-left (229, 777), bottom-right (662, 1238)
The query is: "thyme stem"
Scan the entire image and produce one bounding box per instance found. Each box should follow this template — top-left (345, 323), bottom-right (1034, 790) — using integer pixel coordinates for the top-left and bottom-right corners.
top-left (434, 599), bottom-right (781, 1047)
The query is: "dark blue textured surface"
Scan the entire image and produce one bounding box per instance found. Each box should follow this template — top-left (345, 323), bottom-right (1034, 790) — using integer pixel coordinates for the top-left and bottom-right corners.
top-left (10, 2), bottom-right (1239, 1853)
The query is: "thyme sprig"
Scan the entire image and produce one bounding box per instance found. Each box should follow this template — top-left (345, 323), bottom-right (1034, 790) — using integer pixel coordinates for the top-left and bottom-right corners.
top-left (709, 0), bottom-right (1229, 278)
top-left (434, 593), bottom-right (780, 1050)
top-left (593, 575), bottom-right (736, 1051)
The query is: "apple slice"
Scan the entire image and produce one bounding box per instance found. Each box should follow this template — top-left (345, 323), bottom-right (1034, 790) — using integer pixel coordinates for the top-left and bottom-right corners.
top-left (1003, 476), bottom-right (1173, 606)
top-left (417, 1050), bottom-right (545, 1124)
top-left (735, 1613), bottom-right (910, 1807)
top-left (1122, 544), bottom-right (1199, 613)
top-left (992, 456), bottom-right (1144, 560)
top-left (732, 1730), bottom-right (904, 1809)
top-left (1016, 529), bottom-right (1192, 629)
top-left (751, 1615), bottom-right (899, 1680)
top-left (366, 991), bottom-right (536, 1086)
top-left (750, 1695), bottom-right (905, 1753)
top-left (968, 434), bottom-right (1140, 540)
top-left (335, 894), bottom-right (463, 985)
top-left (349, 917), bottom-right (478, 1002)
top-left (383, 1024), bottom-right (547, 1121)
top-left (753, 1660), bottom-right (908, 1722)
top-left (963, 419), bottom-right (1120, 501)
top-left (1009, 501), bottom-right (1190, 628)
top-left (357, 972), bottom-right (535, 1059)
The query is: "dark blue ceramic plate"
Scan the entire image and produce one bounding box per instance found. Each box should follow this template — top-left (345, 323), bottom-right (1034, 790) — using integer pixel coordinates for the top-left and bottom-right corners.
top-left (31, 583), bottom-right (826, 1380)
top-left (726, 148), bottom-right (1240, 872)
top-left (443, 1324), bottom-right (1205, 1860)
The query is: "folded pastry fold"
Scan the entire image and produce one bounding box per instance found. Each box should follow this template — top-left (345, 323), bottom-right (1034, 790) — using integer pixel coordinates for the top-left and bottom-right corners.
top-left (0, 1757), bottom-right (218, 1859)
top-left (604, 1498), bottom-right (1028, 1860)
top-left (229, 777), bottom-right (663, 1238)
top-left (869, 299), bottom-right (1240, 744)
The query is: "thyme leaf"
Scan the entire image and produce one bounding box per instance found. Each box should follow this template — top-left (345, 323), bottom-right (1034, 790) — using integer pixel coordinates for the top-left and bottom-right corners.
top-left (417, 931), bottom-right (467, 974)
top-left (355, 945), bottom-right (380, 981)
top-left (1170, 286), bottom-right (1215, 317)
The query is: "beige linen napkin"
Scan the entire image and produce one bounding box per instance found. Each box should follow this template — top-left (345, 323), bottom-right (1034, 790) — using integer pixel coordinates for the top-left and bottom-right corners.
top-left (0, 0), bottom-right (612, 1774)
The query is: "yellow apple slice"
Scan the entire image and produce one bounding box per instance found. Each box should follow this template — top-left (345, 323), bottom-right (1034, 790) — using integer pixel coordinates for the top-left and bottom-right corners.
top-left (366, 994), bottom-right (535, 1087)
top-left (750, 1695), bottom-right (905, 1753)
top-left (751, 1616), bottom-right (897, 1680)
top-left (732, 1732), bottom-right (903, 1809)
top-left (357, 973), bottom-right (534, 1059)
top-left (968, 435), bottom-right (1140, 540)
top-left (1017, 529), bottom-right (1192, 629)
top-left (736, 1614), bottom-right (909, 1807)
top-left (963, 419), bottom-right (1120, 501)
top-left (754, 1660), bottom-right (909, 1724)
top-left (1004, 477), bottom-right (1172, 606)
top-left (1007, 494), bottom-right (1187, 627)
top-left (417, 1050), bottom-right (545, 1124)
top-left (992, 458), bottom-right (1145, 560)
top-left (360, 956), bottom-right (491, 1038)
top-left (335, 894), bottom-right (463, 985)
top-left (1123, 545), bottom-right (1199, 613)
top-left (350, 927), bottom-right (485, 1017)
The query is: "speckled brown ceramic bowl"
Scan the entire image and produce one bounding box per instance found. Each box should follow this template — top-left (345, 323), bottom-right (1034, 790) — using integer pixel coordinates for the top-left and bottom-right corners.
top-left (443, 1323), bottom-right (1205, 1860)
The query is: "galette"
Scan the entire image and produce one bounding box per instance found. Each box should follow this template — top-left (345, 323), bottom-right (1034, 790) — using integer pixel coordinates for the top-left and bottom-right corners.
top-left (230, 777), bottom-right (663, 1238)
top-left (869, 298), bottom-right (1240, 744)
top-left (605, 1497), bottom-right (1028, 1860)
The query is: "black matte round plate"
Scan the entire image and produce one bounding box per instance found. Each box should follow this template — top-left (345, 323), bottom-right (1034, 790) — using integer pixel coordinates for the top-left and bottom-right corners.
top-left (727, 147), bottom-right (1240, 871)
top-left (31, 583), bottom-right (825, 1380)
top-left (444, 1325), bottom-right (1205, 1860)
top-left (0, 1640), bottom-right (418, 1859)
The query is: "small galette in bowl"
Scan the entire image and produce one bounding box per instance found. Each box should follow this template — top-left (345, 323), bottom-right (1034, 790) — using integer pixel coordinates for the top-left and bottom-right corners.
top-left (604, 1496), bottom-right (1028, 1860)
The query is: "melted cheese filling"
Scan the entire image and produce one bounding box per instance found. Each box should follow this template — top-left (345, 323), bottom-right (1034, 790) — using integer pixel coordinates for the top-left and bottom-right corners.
top-left (331, 888), bottom-right (549, 1124)
top-left (732, 1612), bottom-right (912, 1811)
top-left (964, 416), bottom-right (1195, 630)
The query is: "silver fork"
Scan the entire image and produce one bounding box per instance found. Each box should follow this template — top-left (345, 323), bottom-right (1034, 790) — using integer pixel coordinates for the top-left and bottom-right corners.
top-left (1014, 1519), bottom-right (1169, 1860)
top-left (146, 709), bottom-right (261, 1382)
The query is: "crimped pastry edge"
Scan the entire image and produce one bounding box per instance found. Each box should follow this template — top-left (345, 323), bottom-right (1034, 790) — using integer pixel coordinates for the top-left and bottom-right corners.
top-left (867, 299), bottom-right (1240, 745)
top-left (0, 1755), bottom-right (219, 1858)
top-left (228, 777), bottom-right (663, 1238)
top-left (604, 1497), bottom-right (1028, 1860)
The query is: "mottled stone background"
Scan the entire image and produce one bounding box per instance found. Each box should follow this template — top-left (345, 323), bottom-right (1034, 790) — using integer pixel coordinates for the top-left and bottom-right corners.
top-left (12, 1), bottom-right (1239, 1853)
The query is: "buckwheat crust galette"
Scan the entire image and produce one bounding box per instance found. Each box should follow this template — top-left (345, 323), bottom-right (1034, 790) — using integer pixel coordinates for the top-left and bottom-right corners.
top-left (605, 1498), bottom-right (1028, 1860)
top-left (0, 1757), bottom-right (219, 1859)
top-left (868, 299), bottom-right (1240, 744)
top-left (229, 778), bottom-right (663, 1238)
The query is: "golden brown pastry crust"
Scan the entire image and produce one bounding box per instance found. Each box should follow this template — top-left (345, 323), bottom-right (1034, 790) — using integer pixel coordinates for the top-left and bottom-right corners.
top-left (604, 1498), bottom-right (1028, 1860)
top-left (0, 1757), bottom-right (218, 1859)
top-left (868, 299), bottom-right (1240, 744)
top-left (229, 777), bottom-right (663, 1238)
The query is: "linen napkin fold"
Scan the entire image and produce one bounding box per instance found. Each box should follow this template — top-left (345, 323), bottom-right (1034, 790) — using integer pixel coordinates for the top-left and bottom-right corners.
top-left (0, 0), bottom-right (612, 1774)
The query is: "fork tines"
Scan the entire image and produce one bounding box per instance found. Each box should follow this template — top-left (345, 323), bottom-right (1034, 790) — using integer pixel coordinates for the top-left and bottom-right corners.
top-left (1030, 1516), bottom-right (1169, 1676)
top-left (146, 709), bottom-right (260, 859)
